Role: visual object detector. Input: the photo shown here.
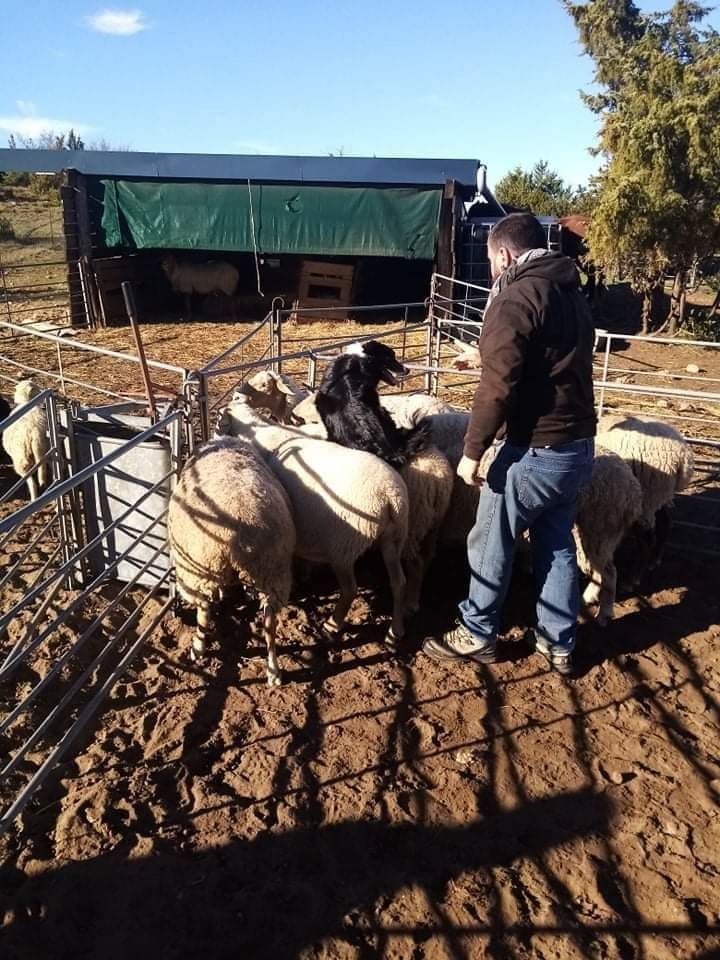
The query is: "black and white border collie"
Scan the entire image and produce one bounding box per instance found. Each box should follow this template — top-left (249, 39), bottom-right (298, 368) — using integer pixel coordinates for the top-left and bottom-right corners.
top-left (315, 340), bottom-right (430, 469)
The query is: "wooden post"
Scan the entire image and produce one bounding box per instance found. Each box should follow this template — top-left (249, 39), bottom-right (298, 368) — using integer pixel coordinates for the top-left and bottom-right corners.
top-left (122, 281), bottom-right (158, 424)
top-left (435, 179), bottom-right (458, 303)
top-left (61, 171), bottom-right (84, 328)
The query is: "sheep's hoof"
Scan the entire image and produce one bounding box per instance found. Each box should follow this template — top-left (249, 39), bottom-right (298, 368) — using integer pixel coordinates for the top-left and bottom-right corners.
top-left (385, 626), bottom-right (404, 650)
top-left (595, 610), bottom-right (612, 627)
top-left (266, 670), bottom-right (283, 688)
top-left (322, 618), bottom-right (343, 638)
top-left (190, 639), bottom-right (206, 663)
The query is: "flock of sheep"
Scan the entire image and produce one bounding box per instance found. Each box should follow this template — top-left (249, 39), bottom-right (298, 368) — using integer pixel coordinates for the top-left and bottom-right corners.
top-left (0, 347), bottom-right (695, 688)
top-left (167, 350), bottom-right (695, 685)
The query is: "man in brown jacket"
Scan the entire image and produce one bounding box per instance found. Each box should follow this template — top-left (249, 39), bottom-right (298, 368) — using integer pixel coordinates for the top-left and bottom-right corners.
top-left (423, 213), bottom-right (596, 675)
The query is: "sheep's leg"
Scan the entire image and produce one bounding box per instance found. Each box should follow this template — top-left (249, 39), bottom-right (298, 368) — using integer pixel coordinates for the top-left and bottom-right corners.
top-left (229, 294), bottom-right (237, 323)
top-left (404, 526), bottom-right (440, 618)
top-left (191, 600), bottom-right (211, 662)
top-left (37, 460), bottom-right (49, 492)
top-left (596, 562), bottom-right (617, 627)
top-left (582, 574), bottom-right (602, 608)
top-left (26, 473), bottom-right (39, 502)
top-left (184, 292), bottom-right (193, 322)
top-left (323, 564), bottom-right (357, 636)
top-left (651, 506), bottom-right (672, 569)
top-left (261, 601), bottom-right (282, 687)
top-left (404, 552), bottom-right (424, 619)
top-left (381, 537), bottom-right (407, 643)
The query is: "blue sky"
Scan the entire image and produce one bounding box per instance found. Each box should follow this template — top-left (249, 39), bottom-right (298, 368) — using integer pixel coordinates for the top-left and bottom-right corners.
top-left (1, 1), bottom-right (718, 190)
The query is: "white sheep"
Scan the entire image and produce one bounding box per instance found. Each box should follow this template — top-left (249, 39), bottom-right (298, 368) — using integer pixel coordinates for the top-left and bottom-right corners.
top-left (167, 437), bottom-right (295, 686)
top-left (573, 448), bottom-right (644, 625)
top-left (292, 389), bottom-right (455, 431)
top-left (412, 408), bottom-right (480, 545)
top-left (243, 385), bottom-right (454, 614)
top-left (234, 369), bottom-right (310, 424)
top-left (216, 396), bottom-right (409, 640)
top-left (377, 392), bottom-right (456, 429)
top-left (161, 253), bottom-right (239, 320)
top-left (401, 446), bottom-right (454, 613)
top-left (2, 380), bottom-right (50, 501)
top-left (596, 414), bottom-right (694, 523)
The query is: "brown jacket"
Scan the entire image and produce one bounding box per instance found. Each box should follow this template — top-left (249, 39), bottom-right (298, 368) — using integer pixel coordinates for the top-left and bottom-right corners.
top-left (463, 253), bottom-right (596, 459)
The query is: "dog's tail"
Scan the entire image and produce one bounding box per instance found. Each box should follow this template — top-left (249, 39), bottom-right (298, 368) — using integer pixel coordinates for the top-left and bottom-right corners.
top-left (395, 417), bottom-right (432, 466)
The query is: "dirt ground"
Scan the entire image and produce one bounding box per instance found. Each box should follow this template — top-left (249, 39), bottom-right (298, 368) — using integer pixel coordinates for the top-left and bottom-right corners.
top-left (1, 261), bottom-right (720, 955)
top-left (1, 539), bottom-right (719, 959)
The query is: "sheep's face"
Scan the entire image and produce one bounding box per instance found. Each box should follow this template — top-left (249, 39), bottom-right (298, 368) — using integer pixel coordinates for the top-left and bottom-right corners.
top-left (14, 379), bottom-right (40, 405)
top-left (238, 371), bottom-right (304, 422)
top-left (343, 340), bottom-right (407, 386)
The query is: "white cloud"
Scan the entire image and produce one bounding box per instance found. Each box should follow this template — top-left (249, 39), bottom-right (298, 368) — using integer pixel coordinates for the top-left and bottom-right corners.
top-left (85, 9), bottom-right (148, 35)
top-left (0, 112), bottom-right (93, 139)
top-left (16, 100), bottom-right (38, 117)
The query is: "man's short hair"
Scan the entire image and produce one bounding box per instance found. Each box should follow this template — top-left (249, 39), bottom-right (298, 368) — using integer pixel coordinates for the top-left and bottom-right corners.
top-left (488, 213), bottom-right (547, 256)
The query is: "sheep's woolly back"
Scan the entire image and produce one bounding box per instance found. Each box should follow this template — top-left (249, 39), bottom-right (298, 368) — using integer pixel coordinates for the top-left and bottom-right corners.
top-left (596, 414), bottom-right (695, 521)
top-left (168, 437), bottom-right (295, 609)
top-left (217, 399), bottom-right (409, 569)
top-left (292, 391), bottom-right (457, 431)
top-left (379, 393), bottom-right (456, 430)
top-left (163, 257), bottom-right (239, 297)
top-left (574, 447), bottom-right (643, 577)
top-left (2, 381), bottom-right (49, 479)
top-left (400, 446), bottom-right (454, 563)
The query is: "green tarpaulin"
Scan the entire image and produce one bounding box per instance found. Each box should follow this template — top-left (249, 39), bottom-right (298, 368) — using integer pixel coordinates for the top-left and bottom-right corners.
top-left (100, 180), bottom-right (442, 260)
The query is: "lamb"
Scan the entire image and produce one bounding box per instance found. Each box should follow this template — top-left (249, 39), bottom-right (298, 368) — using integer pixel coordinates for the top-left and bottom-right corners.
top-left (234, 369), bottom-right (310, 424)
top-left (573, 448), bottom-right (644, 625)
top-left (216, 396), bottom-right (409, 640)
top-left (595, 414), bottom-right (695, 582)
top-left (167, 437), bottom-right (295, 686)
top-left (2, 379), bottom-right (50, 501)
top-left (400, 447), bottom-right (454, 613)
top-left (161, 253), bottom-right (239, 320)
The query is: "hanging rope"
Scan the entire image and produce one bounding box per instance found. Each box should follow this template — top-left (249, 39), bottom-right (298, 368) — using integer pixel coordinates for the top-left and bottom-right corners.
top-left (247, 178), bottom-right (264, 298)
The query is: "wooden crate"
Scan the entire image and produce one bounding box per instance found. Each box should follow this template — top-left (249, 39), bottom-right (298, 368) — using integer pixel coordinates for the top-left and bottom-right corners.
top-left (292, 260), bottom-right (354, 322)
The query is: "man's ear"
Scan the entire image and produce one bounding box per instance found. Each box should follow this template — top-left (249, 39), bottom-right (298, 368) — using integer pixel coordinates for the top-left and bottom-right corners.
top-left (499, 245), bottom-right (514, 271)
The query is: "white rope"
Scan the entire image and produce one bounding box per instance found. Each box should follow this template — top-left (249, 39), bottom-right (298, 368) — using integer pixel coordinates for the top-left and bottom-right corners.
top-left (247, 179), bottom-right (264, 298)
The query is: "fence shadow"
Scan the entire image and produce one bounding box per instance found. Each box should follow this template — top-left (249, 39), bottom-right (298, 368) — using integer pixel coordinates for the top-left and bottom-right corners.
top-left (2, 789), bottom-right (609, 960)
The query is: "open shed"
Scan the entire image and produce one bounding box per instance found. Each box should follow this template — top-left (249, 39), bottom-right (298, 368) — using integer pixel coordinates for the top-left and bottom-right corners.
top-left (0, 149), bottom-right (505, 326)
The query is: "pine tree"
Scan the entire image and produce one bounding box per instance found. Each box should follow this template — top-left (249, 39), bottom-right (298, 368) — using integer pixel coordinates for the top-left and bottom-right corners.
top-left (564, 0), bottom-right (720, 334)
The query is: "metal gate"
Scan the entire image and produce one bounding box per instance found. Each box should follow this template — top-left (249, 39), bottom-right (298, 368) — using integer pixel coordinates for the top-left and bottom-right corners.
top-left (0, 394), bottom-right (183, 832)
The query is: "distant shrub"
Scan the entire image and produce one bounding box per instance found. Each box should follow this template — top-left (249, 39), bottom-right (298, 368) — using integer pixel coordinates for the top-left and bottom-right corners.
top-left (0, 171), bottom-right (31, 187)
top-left (0, 216), bottom-right (16, 240)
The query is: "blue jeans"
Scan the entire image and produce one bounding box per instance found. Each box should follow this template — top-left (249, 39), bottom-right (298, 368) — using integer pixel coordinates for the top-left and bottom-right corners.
top-left (458, 438), bottom-right (594, 654)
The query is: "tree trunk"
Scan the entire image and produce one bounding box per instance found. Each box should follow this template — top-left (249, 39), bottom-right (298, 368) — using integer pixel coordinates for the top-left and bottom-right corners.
top-left (641, 288), bottom-right (653, 334)
top-left (666, 269), bottom-right (686, 337)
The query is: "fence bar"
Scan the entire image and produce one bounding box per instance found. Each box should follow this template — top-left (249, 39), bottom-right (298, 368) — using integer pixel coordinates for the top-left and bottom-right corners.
top-left (0, 318), bottom-right (187, 374)
top-left (0, 589), bottom-right (173, 834)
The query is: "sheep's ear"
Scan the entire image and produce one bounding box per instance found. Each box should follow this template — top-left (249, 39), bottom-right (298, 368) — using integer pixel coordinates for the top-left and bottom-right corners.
top-left (272, 373), bottom-right (299, 396)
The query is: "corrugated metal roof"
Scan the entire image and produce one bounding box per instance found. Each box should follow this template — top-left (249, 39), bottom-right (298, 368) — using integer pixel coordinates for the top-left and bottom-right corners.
top-left (0, 149), bottom-right (480, 187)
